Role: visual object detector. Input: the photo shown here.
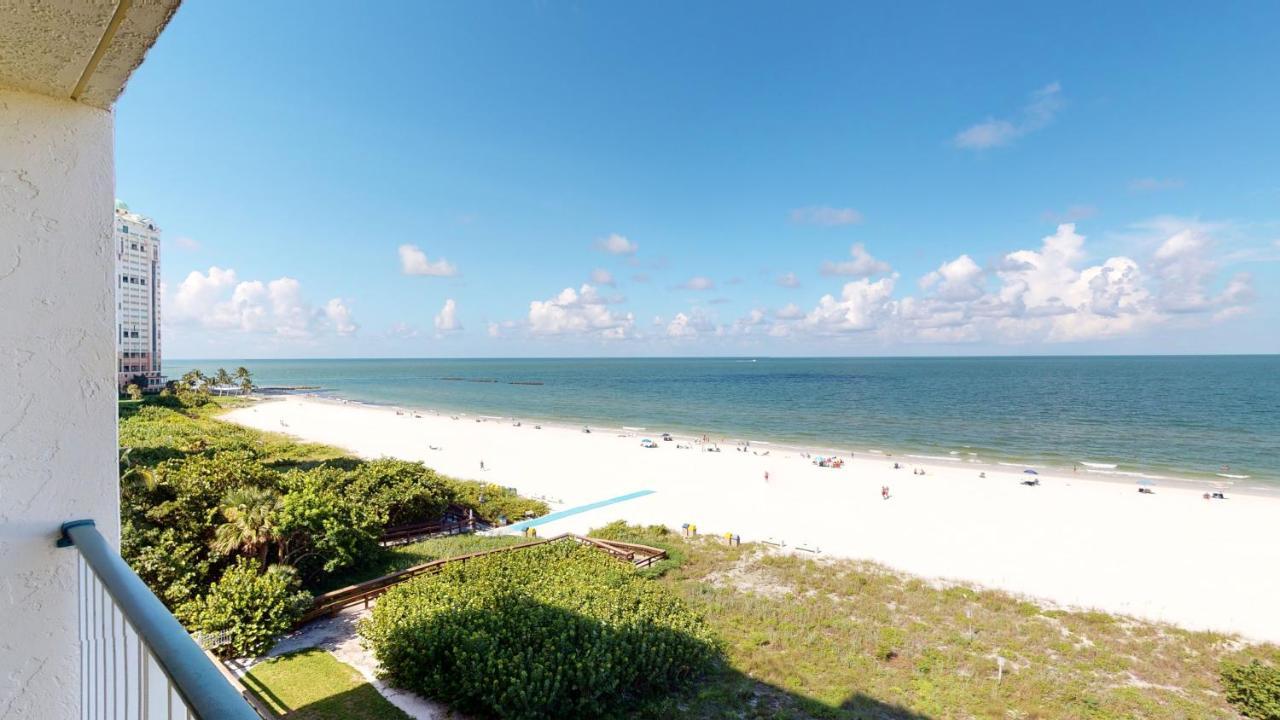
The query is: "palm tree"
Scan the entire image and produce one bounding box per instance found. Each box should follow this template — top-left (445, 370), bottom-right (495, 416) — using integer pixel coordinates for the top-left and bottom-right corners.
top-left (180, 369), bottom-right (207, 391)
top-left (214, 368), bottom-right (234, 387)
top-left (234, 366), bottom-right (253, 395)
top-left (211, 486), bottom-right (281, 567)
top-left (119, 447), bottom-right (156, 491)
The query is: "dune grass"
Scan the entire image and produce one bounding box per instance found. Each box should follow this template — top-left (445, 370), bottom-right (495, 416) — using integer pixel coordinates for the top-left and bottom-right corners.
top-left (243, 649), bottom-right (408, 720)
top-left (600, 525), bottom-right (1280, 720)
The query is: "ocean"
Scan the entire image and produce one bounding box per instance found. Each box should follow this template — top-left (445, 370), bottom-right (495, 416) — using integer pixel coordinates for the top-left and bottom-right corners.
top-left (166, 356), bottom-right (1280, 485)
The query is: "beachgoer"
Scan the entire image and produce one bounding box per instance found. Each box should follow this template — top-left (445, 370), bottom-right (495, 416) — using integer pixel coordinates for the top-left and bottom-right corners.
top-left (764, 471), bottom-right (770, 482)
top-left (480, 460), bottom-right (485, 470)
top-left (882, 485), bottom-right (889, 500)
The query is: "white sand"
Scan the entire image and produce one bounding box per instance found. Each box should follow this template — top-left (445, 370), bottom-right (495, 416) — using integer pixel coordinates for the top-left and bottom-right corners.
top-left (225, 396), bottom-right (1280, 643)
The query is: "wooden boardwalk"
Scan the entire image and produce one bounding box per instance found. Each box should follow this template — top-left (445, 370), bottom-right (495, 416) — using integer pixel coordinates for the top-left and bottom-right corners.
top-left (297, 534), bottom-right (666, 626)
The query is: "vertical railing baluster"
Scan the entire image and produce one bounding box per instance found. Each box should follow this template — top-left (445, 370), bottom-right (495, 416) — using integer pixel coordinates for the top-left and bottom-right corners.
top-left (81, 556), bottom-right (89, 720)
top-left (100, 578), bottom-right (108, 720)
top-left (110, 591), bottom-right (117, 717)
top-left (63, 521), bottom-right (259, 719)
top-left (123, 616), bottom-right (130, 720)
top-left (142, 647), bottom-right (150, 720)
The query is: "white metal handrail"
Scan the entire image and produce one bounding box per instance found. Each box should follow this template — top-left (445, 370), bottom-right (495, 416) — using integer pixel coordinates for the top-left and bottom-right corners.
top-left (59, 520), bottom-right (261, 720)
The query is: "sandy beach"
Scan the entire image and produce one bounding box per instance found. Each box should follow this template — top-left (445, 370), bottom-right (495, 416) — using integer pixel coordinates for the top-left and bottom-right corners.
top-left (225, 395), bottom-right (1280, 643)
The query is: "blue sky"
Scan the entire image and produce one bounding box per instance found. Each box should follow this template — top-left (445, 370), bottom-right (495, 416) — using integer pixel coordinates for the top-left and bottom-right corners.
top-left (116, 1), bottom-right (1280, 358)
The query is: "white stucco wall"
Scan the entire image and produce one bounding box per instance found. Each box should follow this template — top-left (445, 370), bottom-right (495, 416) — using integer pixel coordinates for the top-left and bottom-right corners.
top-left (0, 87), bottom-right (118, 719)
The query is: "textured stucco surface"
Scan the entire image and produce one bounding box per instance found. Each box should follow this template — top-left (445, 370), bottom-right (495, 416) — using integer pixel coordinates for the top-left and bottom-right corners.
top-left (0, 0), bottom-right (180, 108)
top-left (0, 88), bottom-right (118, 720)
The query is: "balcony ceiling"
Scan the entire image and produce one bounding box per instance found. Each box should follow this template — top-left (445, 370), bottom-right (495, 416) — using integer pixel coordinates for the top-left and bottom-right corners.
top-left (0, 0), bottom-right (180, 109)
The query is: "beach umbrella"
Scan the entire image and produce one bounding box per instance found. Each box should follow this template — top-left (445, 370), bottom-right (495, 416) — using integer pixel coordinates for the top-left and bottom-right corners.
top-left (1023, 469), bottom-right (1039, 475)
top-left (1137, 478), bottom-right (1155, 486)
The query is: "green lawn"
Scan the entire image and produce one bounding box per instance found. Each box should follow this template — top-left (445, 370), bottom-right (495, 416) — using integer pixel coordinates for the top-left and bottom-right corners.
top-left (313, 533), bottom-right (523, 593)
top-left (243, 649), bottom-right (408, 720)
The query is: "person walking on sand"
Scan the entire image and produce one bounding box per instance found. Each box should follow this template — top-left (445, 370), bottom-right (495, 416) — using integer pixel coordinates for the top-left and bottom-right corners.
top-left (882, 485), bottom-right (890, 500)
top-left (480, 460), bottom-right (485, 471)
top-left (764, 471), bottom-right (770, 482)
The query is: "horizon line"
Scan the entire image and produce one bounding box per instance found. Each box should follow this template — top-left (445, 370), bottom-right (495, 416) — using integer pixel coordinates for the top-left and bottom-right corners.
top-left (167, 352), bottom-right (1280, 362)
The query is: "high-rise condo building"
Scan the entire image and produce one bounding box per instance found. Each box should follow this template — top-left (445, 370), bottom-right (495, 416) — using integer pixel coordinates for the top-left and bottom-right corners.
top-left (115, 200), bottom-right (164, 391)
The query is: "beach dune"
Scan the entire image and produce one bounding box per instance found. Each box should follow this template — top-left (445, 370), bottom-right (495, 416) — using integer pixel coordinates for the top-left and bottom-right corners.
top-left (225, 396), bottom-right (1280, 643)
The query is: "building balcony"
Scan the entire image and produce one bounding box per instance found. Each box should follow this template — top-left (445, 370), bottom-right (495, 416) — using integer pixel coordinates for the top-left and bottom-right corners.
top-left (0, 2), bottom-right (191, 717)
top-left (58, 521), bottom-right (261, 719)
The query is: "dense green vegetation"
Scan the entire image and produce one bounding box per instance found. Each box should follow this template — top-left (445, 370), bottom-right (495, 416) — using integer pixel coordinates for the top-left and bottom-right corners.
top-left (1223, 660), bottom-right (1280, 719)
top-left (592, 524), bottom-right (1280, 720)
top-left (316, 533), bottom-right (522, 593)
top-left (118, 390), bottom-right (547, 656)
top-left (121, 391), bottom-right (1280, 717)
top-left (361, 540), bottom-right (719, 719)
top-left (243, 649), bottom-right (409, 720)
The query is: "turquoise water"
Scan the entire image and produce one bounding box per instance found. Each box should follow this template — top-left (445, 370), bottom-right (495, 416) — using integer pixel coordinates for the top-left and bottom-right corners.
top-left (167, 356), bottom-right (1280, 484)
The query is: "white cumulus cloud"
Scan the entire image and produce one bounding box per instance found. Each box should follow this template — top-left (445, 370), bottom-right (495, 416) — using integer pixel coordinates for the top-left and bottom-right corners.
top-left (590, 268), bottom-right (616, 286)
top-left (528, 284), bottom-right (635, 339)
top-left (434, 298), bottom-right (461, 333)
top-left (324, 298), bottom-right (358, 335)
top-left (920, 254), bottom-right (986, 302)
top-left (805, 275), bottom-right (899, 333)
top-left (820, 243), bottom-right (892, 278)
top-left (399, 244), bottom-right (458, 276)
top-left (166, 266), bottom-right (356, 339)
top-left (595, 233), bottom-right (638, 255)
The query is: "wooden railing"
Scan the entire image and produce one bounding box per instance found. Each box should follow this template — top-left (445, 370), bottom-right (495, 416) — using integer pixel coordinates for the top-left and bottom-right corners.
top-left (378, 504), bottom-right (492, 546)
top-left (379, 518), bottom-right (474, 546)
top-left (298, 534), bottom-right (666, 626)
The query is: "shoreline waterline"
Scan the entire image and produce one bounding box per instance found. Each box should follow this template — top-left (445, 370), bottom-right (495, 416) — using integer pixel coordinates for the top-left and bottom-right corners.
top-left (280, 389), bottom-right (1280, 498)
top-left (169, 356), bottom-right (1280, 489)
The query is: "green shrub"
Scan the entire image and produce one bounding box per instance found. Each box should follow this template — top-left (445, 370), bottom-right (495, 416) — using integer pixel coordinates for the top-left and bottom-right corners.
top-left (362, 540), bottom-right (719, 719)
top-left (277, 466), bottom-right (383, 575)
top-left (346, 459), bottom-right (451, 526)
top-left (443, 477), bottom-right (549, 524)
top-left (1223, 660), bottom-right (1280, 719)
top-left (588, 521), bottom-right (683, 576)
top-left (121, 524), bottom-right (210, 608)
top-left (180, 559), bottom-right (311, 657)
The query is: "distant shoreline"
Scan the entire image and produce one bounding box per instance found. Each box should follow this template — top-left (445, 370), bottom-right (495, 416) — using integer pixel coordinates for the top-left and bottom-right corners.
top-left (270, 388), bottom-right (1279, 497)
top-left (167, 356), bottom-right (1279, 490)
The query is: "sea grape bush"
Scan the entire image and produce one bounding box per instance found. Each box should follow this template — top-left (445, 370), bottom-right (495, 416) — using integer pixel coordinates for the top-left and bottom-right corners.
top-left (179, 559), bottom-right (311, 657)
top-left (1223, 660), bottom-right (1280, 719)
top-left (362, 540), bottom-right (719, 719)
top-left (117, 398), bottom-right (548, 658)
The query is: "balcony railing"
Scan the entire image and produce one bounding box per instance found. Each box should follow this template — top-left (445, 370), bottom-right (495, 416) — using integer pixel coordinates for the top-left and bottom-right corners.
top-left (58, 520), bottom-right (261, 720)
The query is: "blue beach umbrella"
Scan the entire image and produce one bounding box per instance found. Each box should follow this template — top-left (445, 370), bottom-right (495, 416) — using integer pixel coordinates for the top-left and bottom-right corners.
top-left (1137, 478), bottom-right (1155, 486)
top-left (1023, 469), bottom-right (1039, 475)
